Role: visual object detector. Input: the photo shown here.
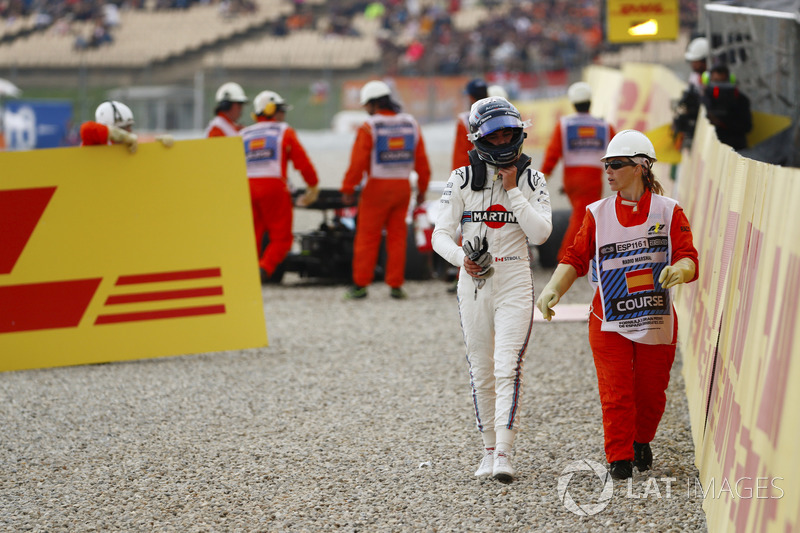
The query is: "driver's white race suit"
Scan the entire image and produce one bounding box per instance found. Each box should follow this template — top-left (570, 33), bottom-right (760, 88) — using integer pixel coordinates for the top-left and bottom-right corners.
top-left (432, 161), bottom-right (552, 448)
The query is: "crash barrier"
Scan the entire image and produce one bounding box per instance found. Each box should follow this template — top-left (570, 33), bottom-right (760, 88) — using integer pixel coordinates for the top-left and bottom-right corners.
top-left (0, 137), bottom-right (268, 372)
top-left (674, 112), bottom-right (800, 532)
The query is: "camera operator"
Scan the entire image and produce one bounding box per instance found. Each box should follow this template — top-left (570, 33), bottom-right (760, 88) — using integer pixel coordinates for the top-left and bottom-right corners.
top-left (702, 64), bottom-right (752, 151)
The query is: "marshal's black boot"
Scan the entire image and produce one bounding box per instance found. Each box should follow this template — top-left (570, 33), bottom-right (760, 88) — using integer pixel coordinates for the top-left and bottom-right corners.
top-left (633, 441), bottom-right (653, 471)
top-left (609, 460), bottom-right (633, 480)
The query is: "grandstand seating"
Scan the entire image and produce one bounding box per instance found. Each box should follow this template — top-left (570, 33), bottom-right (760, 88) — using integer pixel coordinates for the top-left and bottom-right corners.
top-left (0, 0), bottom-right (291, 68)
top-left (0, 14), bottom-right (39, 42)
top-left (203, 27), bottom-right (379, 70)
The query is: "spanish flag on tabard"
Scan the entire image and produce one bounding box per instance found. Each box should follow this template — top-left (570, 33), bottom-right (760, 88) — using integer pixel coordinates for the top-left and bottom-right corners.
top-left (248, 138), bottom-right (266, 150)
top-left (625, 268), bottom-right (655, 293)
top-left (577, 126), bottom-right (597, 137)
top-left (388, 136), bottom-right (406, 150)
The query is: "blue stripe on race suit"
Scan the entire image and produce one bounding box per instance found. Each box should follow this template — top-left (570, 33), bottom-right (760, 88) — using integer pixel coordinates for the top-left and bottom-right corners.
top-left (457, 292), bottom-right (485, 432)
top-left (461, 212), bottom-right (471, 226)
top-left (467, 354), bottom-right (484, 432)
top-left (600, 247), bottom-right (670, 321)
top-left (506, 284), bottom-right (534, 430)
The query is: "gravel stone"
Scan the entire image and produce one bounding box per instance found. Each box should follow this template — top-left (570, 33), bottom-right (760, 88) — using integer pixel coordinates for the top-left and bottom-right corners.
top-left (0, 267), bottom-right (706, 532)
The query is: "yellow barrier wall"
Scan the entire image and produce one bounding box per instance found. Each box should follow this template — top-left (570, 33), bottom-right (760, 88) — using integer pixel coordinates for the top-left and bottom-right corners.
top-left (676, 112), bottom-right (800, 531)
top-left (0, 138), bottom-right (268, 371)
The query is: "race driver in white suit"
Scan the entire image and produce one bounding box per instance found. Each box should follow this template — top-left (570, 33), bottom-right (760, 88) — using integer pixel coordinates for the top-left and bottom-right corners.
top-left (432, 96), bottom-right (552, 483)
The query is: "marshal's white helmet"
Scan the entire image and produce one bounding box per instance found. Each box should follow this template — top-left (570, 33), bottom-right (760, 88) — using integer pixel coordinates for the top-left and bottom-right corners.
top-left (602, 130), bottom-right (657, 162)
top-left (567, 82), bottom-right (592, 104)
top-left (359, 80), bottom-right (392, 105)
top-left (685, 37), bottom-right (709, 61)
top-left (253, 90), bottom-right (291, 117)
top-left (95, 101), bottom-right (134, 129)
top-left (215, 82), bottom-right (248, 103)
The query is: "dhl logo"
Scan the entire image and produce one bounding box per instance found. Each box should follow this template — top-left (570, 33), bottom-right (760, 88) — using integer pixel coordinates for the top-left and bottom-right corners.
top-left (577, 126), bottom-right (598, 137)
top-left (388, 137), bottom-right (406, 150)
top-left (620, 3), bottom-right (664, 14)
top-left (0, 187), bottom-right (226, 334)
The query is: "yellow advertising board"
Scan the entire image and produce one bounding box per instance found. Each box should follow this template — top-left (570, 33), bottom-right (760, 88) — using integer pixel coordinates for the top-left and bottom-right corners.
top-left (0, 137), bottom-right (268, 372)
top-left (515, 96), bottom-right (574, 150)
top-left (645, 123), bottom-right (682, 164)
top-left (676, 112), bottom-right (800, 532)
top-left (606, 0), bottom-right (679, 43)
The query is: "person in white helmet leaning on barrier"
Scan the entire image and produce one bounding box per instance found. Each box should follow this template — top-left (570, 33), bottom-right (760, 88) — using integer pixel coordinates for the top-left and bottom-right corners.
top-left (206, 82), bottom-right (248, 137)
top-left (239, 90), bottom-right (319, 282)
top-left (536, 129), bottom-right (698, 481)
top-left (80, 100), bottom-right (173, 152)
top-left (540, 81), bottom-right (615, 262)
top-left (432, 96), bottom-right (552, 484)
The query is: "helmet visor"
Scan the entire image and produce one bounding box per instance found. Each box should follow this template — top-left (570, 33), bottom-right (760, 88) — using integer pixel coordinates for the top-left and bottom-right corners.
top-left (468, 115), bottom-right (526, 141)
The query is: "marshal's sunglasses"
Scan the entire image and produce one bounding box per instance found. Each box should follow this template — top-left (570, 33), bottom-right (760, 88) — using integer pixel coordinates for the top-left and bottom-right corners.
top-left (604, 160), bottom-right (637, 170)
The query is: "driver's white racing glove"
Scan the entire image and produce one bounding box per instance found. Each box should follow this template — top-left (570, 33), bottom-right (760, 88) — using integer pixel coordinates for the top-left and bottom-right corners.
top-left (463, 236), bottom-right (494, 293)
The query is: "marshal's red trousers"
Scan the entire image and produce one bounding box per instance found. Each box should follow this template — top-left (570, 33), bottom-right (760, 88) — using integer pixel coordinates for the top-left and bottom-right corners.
top-left (352, 179), bottom-right (411, 288)
top-left (249, 177), bottom-right (293, 276)
top-left (588, 313), bottom-right (677, 463)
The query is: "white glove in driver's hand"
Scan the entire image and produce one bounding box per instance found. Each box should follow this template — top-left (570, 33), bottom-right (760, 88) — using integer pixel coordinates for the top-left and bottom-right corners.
top-left (463, 236), bottom-right (494, 279)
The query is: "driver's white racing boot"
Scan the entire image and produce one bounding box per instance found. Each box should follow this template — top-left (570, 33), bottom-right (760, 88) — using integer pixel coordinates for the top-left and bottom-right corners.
top-left (493, 450), bottom-right (514, 483)
top-left (475, 448), bottom-right (494, 477)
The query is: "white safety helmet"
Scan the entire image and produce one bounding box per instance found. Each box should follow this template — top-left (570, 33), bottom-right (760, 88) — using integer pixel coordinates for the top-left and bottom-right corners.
top-left (253, 90), bottom-right (291, 117)
top-left (487, 84), bottom-right (508, 99)
top-left (95, 100), bottom-right (134, 129)
top-left (567, 81), bottom-right (592, 104)
top-left (359, 80), bottom-right (392, 105)
top-left (602, 129), bottom-right (657, 162)
top-left (215, 82), bottom-right (248, 104)
top-left (685, 37), bottom-right (709, 61)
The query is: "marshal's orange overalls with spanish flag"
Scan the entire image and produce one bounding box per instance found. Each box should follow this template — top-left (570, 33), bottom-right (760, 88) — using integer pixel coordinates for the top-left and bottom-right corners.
top-left (561, 190), bottom-right (698, 463)
top-left (341, 109), bottom-right (430, 289)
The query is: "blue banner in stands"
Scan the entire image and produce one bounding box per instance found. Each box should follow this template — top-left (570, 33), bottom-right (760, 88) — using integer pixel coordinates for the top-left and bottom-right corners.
top-left (2, 100), bottom-right (75, 150)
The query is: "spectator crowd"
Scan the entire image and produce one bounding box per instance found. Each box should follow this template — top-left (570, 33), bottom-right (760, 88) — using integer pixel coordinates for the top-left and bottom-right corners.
top-left (315, 0), bottom-right (699, 77)
top-left (2, 0), bottom-right (699, 73)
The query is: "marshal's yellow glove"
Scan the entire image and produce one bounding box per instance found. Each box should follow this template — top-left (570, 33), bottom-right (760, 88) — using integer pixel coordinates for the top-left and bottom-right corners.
top-left (658, 257), bottom-right (696, 289)
top-left (298, 185), bottom-right (320, 207)
top-left (536, 264), bottom-right (578, 321)
top-left (108, 126), bottom-right (138, 154)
